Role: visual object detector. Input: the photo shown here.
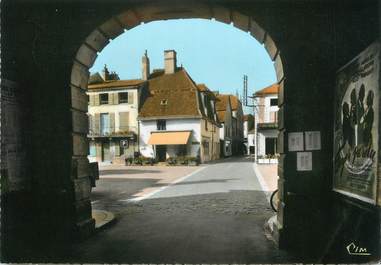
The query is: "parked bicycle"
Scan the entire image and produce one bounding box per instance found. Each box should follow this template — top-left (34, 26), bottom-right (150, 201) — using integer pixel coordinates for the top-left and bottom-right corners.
top-left (270, 189), bottom-right (279, 212)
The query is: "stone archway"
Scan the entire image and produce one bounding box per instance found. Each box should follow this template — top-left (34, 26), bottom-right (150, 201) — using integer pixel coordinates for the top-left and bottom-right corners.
top-left (70, 1), bottom-right (286, 244)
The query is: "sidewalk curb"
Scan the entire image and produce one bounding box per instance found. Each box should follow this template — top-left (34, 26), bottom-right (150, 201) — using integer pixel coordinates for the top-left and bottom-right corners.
top-left (92, 210), bottom-right (116, 230)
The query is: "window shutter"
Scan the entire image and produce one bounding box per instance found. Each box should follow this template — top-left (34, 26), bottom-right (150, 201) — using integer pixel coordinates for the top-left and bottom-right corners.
top-left (110, 113), bottom-right (115, 133)
top-left (119, 112), bottom-right (129, 132)
top-left (94, 113), bottom-right (100, 134)
top-left (88, 114), bottom-right (93, 133)
top-left (114, 141), bottom-right (120, 156)
top-left (108, 93), bottom-right (113, 105)
top-left (94, 94), bottom-right (100, 106)
top-left (113, 93), bottom-right (119, 104)
top-left (128, 92), bottom-right (134, 104)
top-left (89, 95), bottom-right (95, 106)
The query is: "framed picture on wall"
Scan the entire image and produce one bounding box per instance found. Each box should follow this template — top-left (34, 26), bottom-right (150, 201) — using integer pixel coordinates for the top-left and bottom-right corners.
top-left (333, 41), bottom-right (380, 204)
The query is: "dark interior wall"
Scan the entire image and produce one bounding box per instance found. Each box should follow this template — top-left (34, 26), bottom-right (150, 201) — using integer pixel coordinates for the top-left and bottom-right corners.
top-left (1, 0), bottom-right (379, 262)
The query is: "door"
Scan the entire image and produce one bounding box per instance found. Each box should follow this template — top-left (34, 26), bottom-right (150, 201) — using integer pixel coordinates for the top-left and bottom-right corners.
top-left (102, 142), bottom-right (111, 162)
top-left (156, 145), bottom-right (167, 162)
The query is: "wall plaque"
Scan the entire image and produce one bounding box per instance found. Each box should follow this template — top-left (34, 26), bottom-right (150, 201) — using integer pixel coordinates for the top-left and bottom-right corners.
top-left (288, 132), bottom-right (304, 151)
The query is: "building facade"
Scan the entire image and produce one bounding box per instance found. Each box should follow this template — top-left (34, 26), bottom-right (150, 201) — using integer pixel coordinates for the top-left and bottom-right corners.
top-left (138, 50), bottom-right (220, 163)
top-left (87, 66), bottom-right (147, 164)
top-left (243, 114), bottom-right (255, 155)
top-left (254, 83), bottom-right (279, 160)
top-left (230, 95), bottom-right (245, 155)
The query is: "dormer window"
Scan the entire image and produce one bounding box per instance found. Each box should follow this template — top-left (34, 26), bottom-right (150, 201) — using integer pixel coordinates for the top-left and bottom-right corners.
top-left (160, 99), bottom-right (168, 105)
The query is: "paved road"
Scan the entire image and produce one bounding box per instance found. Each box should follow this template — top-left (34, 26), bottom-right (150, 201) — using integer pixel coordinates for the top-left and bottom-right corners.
top-left (68, 156), bottom-right (293, 263)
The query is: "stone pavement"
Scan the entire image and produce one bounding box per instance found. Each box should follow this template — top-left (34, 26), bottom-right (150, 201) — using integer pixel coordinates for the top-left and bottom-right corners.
top-left (64, 156), bottom-right (295, 263)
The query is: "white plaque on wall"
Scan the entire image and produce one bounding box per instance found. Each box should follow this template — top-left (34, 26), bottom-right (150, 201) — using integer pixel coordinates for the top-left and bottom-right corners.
top-left (288, 132), bottom-right (304, 151)
top-left (297, 152), bottom-right (313, 171)
top-left (305, 131), bottom-right (321, 151)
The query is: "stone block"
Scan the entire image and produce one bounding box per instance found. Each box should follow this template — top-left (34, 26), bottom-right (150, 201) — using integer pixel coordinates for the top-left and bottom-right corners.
top-left (250, 19), bottom-right (266, 43)
top-left (277, 201), bottom-right (285, 229)
top-left (72, 157), bottom-right (91, 179)
top-left (85, 29), bottom-right (109, 52)
top-left (278, 177), bottom-right (285, 203)
top-left (232, 11), bottom-right (249, 32)
top-left (73, 177), bottom-right (91, 202)
top-left (116, 10), bottom-right (141, 29)
top-left (134, 4), bottom-right (211, 22)
top-left (72, 109), bottom-right (88, 134)
top-left (278, 105), bottom-right (285, 130)
top-left (278, 79), bottom-right (285, 107)
top-left (75, 44), bottom-right (97, 67)
top-left (71, 61), bottom-right (89, 90)
top-left (274, 53), bottom-right (284, 82)
top-left (264, 33), bottom-right (278, 61)
top-left (277, 129), bottom-right (285, 154)
top-left (99, 17), bottom-right (124, 40)
top-left (72, 134), bottom-right (89, 156)
top-left (71, 85), bottom-right (88, 112)
top-left (212, 5), bottom-right (231, 24)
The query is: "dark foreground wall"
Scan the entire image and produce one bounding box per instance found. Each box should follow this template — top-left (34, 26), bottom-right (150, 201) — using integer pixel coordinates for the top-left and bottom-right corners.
top-left (1, 0), bottom-right (380, 262)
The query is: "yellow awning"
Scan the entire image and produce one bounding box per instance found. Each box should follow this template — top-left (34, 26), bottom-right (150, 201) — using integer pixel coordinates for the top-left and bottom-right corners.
top-left (148, 131), bottom-right (191, 145)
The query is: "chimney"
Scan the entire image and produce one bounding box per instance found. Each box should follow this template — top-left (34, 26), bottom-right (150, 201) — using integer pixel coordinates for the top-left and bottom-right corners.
top-left (101, 64), bottom-right (109, 81)
top-left (142, 50), bottom-right (150, 80)
top-left (164, 50), bottom-right (177, 74)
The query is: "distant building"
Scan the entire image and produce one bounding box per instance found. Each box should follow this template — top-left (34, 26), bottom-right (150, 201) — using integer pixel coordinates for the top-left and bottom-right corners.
top-left (215, 94), bottom-right (233, 157)
top-left (254, 83), bottom-right (279, 160)
top-left (87, 65), bottom-right (148, 164)
top-left (243, 114), bottom-right (255, 155)
top-left (138, 50), bottom-right (221, 163)
top-left (230, 95), bottom-right (245, 155)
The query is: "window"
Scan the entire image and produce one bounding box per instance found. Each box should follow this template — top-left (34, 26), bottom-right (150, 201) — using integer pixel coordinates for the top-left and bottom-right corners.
top-left (157, 120), bottom-right (166, 130)
top-left (100, 93), bottom-right (109, 105)
top-left (160, 99), bottom-right (168, 105)
top-left (100, 113), bottom-right (110, 135)
top-left (205, 120), bottom-right (208, 131)
top-left (119, 92), bottom-right (128, 104)
top-left (265, 137), bottom-right (277, 155)
top-left (270, 98), bottom-right (278, 106)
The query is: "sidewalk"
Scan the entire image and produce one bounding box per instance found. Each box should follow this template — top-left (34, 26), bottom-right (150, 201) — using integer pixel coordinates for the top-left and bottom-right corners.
top-left (253, 163), bottom-right (278, 192)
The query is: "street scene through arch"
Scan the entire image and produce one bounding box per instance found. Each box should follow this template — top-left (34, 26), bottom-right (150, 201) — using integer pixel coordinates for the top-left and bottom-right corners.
top-left (80, 17), bottom-right (284, 263)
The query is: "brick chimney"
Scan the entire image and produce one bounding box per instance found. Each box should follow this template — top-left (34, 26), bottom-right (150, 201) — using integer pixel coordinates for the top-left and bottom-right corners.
top-left (101, 64), bottom-right (109, 81)
top-left (164, 50), bottom-right (177, 74)
top-left (142, 50), bottom-right (150, 80)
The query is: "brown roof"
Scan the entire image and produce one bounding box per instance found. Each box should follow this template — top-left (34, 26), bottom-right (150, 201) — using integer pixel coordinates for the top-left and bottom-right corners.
top-left (215, 94), bottom-right (230, 111)
top-left (88, 79), bottom-right (145, 90)
top-left (229, 95), bottom-right (241, 111)
top-left (217, 110), bottom-right (226, 122)
top-left (197, 84), bottom-right (218, 100)
top-left (255, 83), bottom-right (279, 96)
top-left (138, 69), bottom-right (202, 119)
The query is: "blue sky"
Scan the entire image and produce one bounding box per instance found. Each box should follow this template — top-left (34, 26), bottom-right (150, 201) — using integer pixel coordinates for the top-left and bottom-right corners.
top-left (90, 19), bottom-right (276, 114)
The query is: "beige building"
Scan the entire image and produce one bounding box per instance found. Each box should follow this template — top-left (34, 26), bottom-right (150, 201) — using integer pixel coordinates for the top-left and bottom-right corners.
top-left (87, 65), bottom-right (147, 163)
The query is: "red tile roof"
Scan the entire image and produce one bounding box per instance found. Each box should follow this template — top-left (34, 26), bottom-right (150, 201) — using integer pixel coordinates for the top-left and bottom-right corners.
top-left (255, 83), bottom-right (279, 96)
